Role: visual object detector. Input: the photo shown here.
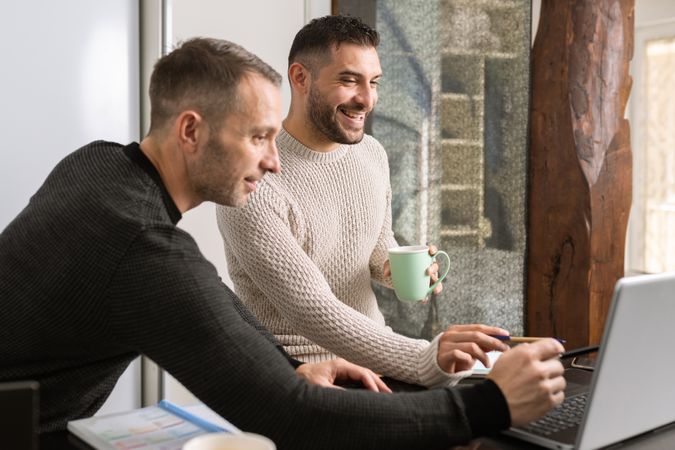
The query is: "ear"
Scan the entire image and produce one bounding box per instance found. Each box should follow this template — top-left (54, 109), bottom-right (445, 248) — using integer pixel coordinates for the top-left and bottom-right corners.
top-left (176, 110), bottom-right (204, 154)
top-left (288, 62), bottom-right (311, 94)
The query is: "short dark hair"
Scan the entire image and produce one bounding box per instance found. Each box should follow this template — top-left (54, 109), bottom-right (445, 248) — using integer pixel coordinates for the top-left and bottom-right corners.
top-left (288, 15), bottom-right (380, 74)
top-left (148, 38), bottom-right (281, 132)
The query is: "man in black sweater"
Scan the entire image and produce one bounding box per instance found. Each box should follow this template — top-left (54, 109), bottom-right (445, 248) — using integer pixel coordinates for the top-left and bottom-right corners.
top-left (0, 38), bottom-right (565, 449)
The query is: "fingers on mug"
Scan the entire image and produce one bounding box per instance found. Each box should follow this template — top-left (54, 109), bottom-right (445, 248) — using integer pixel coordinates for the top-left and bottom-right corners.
top-left (388, 245), bottom-right (450, 302)
top-left (429, 250), bottom-right (450, 293)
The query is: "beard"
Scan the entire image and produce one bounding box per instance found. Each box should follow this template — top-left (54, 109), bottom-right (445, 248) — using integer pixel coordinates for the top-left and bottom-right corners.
top-left (192, 133), bottom-right (243, 207)
top-left (307, 84), bottom-right (367, 145)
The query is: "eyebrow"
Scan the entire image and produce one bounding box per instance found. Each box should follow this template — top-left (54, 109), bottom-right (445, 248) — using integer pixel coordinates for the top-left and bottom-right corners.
top-left (338, 70), bottom-right (382, 80)
top-left (249, 125), bottom-right (278, 134)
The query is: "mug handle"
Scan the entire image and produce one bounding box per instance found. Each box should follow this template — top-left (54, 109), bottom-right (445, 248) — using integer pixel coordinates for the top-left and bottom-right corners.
top-left (427, 250), bottom-right (450, 295)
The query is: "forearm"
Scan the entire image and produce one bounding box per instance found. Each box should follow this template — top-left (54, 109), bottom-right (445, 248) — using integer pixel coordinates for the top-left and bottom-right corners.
top-left (230, 292), bottom-right (302, 368)
top-left (457, 379), bottom-right (511, 436)
top-left (369, 186), bottom-right (397, 286)
top-left (109, 233), bottom-right (508, 449)
top-left (161, 320), bottom-right (482, 449)
top-left (217, 189), bottom-right (449, 386)
top-left (119, 290), bottom-right (474, 448)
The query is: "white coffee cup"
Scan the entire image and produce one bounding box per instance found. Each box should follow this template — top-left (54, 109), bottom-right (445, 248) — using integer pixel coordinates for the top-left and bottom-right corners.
top-left (183, 432), bottom-right (276, 450)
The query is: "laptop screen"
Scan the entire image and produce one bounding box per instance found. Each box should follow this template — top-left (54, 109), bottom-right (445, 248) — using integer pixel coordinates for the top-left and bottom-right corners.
top-left (577, 272), bottom-right (675, 449)
top-left (504, 272), bottom-right (675, 450)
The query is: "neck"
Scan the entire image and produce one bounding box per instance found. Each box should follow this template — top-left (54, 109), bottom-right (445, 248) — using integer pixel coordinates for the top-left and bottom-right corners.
top-left (283, 109), bottom-right (340, 153)
top-left (138, 134), bottom-right (201, 213)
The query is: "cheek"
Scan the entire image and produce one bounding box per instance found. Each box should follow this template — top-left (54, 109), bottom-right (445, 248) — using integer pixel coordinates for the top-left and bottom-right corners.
top-left (230, 147), bottom-right (259, 171)
top-left (326, 88), bottom-right (350, 107)
top-left (341, 90), bottom-right (358, 105)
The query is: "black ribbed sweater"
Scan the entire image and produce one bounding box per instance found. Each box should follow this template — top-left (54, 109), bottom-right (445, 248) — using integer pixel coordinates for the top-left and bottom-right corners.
top-left (0, 141), bottom-right (509, 449)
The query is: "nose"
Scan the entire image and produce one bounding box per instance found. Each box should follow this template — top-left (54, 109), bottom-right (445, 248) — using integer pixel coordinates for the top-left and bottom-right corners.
top-left (355, 82), bottom-right (377, 111)
top-left (261, 140), bottom-right (281, 174)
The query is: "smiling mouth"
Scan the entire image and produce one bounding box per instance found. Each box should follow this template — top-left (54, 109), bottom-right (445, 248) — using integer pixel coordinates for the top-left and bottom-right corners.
top-left (339, 107), bottom-right (366, 122)
top-left (244, 177), bottom-right (258, 192)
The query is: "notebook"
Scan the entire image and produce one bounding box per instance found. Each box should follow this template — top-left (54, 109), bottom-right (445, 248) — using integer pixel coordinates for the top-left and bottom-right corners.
top-left (471, 350), bottom-right (501, 376)
top-left (505, 272), bottom-right (675, 450)
top-left (68, 400), bottom-right (239, 450)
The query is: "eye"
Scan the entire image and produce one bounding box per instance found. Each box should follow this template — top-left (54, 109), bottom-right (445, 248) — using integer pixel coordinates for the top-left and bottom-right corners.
top-left (370, 80), bottom-right (380, 88)
top-left (252, 135), bottom-right (267, 144)
top-left (340, 78), bottom-right (357, 85)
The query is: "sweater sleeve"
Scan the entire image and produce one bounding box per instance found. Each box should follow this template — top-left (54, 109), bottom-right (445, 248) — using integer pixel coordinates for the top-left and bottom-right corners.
top-left (458, 379), bottom-right (512, 436)
top-left (216, 186), bottom-right (459, 388)
top-left (369, 183), bottom-right (398, 287)
top-left (230, 291), bottom-right (304, 368)
top-left (105, 226), bottom-right (493, 449)
top-left (367, 140), bottom-right (398, 287)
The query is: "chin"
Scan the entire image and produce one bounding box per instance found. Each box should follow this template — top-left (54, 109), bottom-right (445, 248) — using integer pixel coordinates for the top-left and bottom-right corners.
top-left (214, 194), bottom-right (246, 208)
top-left (225, 199), bottom-right (246, 208)
top-left (234, 194), bottom-right (250, 208)
top-left (332, 127), bottom-right (363, 144)
top-left (343, 133), bottom-right (365, 145)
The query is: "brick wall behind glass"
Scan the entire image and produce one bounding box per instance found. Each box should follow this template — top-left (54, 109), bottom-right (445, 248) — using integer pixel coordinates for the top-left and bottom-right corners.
top-left (338, 0), bottom-right (531, 338)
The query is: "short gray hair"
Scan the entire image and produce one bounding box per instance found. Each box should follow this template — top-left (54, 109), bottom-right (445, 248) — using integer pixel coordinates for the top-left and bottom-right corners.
top-left (149, 38), bottom-right (281, 131)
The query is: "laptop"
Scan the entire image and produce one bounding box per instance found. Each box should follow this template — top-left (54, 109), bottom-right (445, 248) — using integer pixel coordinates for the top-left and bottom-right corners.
top-left (0, 380), bottom-right (39, 450)
top-left (505, 272), bottom-right (675, 450)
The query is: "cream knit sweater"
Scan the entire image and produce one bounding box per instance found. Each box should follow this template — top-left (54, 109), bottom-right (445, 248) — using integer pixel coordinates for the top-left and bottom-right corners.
top-left (216, 128), bottom-right (465, 387)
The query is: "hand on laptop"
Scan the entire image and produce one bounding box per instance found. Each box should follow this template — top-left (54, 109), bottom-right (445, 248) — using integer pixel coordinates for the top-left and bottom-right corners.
top-left (436, 324), bottom-right (511, 372)
top-left (295, 358), bottom-right (392, 393)
top-left (487, 338), bottom-right (566, 426)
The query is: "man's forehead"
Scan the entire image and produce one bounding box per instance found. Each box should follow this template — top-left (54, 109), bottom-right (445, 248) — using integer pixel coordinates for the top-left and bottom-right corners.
top-left (219, 76), bottom-right (280, 128)
top-left (235, 74), bottom-right (280, 103)
top-left (237, 72), bottom-right (280, 93)
top-left (324, 44), bottom-right (381, 74)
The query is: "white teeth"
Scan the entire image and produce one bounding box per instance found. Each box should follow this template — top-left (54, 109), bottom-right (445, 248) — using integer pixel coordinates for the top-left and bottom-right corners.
top-left (340, 109), bottom-right (363, 120)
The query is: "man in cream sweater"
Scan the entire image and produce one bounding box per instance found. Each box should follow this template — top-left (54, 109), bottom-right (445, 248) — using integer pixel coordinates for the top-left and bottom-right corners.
top-left (217, 15), bottom-right (511, 388)
top-left (1, 35), bottom-right (567, 448)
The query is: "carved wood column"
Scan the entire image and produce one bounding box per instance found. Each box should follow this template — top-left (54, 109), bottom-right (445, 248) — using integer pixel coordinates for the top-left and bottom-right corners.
top-left (527, 0), bottom-right (634, 348)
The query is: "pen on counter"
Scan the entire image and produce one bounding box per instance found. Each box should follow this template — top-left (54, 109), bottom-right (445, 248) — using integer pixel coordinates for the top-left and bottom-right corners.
top-left (490, 335), bottom-right (567, 344)
top-left (559, 345), bottom-right (600, 359)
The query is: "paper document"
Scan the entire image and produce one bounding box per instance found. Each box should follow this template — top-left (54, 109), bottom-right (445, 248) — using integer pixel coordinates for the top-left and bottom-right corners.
top-left (472, 351), bottom-right (502, 376)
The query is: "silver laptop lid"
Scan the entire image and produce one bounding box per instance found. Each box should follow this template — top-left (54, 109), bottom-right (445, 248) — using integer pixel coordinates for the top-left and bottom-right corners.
top-left (577, 272), bottom-right (675, 449)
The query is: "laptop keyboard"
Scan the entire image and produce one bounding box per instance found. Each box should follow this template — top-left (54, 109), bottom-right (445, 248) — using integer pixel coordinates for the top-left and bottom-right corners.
top-left (521, 393), bottom-right (588, 436)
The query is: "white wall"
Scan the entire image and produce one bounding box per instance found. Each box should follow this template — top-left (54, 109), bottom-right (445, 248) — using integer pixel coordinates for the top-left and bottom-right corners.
top-left (173, 0), bottom-right (330, 289)
top-left (0, 0), bottom-right (142, 415)
top-left (165, 0), bottom-right (331, 405)
top-left (626, 0), bottom-right (675, 272)
top-left (635, 0), bottom-right (675, 26)
top-left (0, 1), bottom-right (140, 230)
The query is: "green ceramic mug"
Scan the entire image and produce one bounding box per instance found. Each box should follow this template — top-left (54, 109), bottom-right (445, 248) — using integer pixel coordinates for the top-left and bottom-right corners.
top-left (388, 245), bottom-right (450, 302)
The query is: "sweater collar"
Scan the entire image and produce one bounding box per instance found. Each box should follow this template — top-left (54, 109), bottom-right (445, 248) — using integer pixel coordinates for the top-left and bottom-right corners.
top-left (123, 142), bottom-right (182, 224)
top-left (277, 128), bottom-right (349, 163)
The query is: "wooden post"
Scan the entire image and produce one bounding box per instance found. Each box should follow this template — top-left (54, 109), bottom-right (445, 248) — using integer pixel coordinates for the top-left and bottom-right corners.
top-left (527, 0), bottom-right (634, 348)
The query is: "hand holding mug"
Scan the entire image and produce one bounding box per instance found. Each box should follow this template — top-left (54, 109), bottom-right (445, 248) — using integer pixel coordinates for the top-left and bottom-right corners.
top-left (386, 244), bottom-right (450, 302)
top-left (426, 244), bottom-right (444, 296)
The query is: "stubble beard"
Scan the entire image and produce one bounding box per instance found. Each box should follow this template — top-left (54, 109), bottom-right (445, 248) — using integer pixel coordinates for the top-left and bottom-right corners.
top-left (193, 134), bottom-right (245, 207)
top-left (307, 84), bottom-right (366, 145)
